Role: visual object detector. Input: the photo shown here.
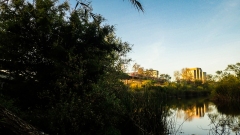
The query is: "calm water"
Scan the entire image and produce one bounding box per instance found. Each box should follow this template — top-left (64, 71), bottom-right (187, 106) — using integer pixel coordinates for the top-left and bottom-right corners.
top-left (167, 98), bottom-right (240, 135)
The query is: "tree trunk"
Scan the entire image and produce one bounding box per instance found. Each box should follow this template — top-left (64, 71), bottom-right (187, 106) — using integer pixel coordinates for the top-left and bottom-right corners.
top-left (0, 105), bottom-right (47, 135)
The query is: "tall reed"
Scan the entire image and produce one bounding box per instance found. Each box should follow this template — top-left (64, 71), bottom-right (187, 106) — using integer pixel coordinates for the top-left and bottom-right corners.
top-left (119, 87), bottom-right (175, 135)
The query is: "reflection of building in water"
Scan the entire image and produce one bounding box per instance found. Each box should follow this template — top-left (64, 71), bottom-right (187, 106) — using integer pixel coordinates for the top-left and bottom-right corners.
top-left (196, 103), bottom-right (207, 117)
top-left (176, 103), bottom-right (209, 121)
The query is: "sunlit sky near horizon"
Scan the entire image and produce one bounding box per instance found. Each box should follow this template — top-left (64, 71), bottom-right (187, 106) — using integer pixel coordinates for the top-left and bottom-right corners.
top-left (71, 0), bottom-right (240, 79)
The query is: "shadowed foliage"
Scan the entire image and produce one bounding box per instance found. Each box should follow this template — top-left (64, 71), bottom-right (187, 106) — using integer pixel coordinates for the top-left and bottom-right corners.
top-left (0, 0), bottom-right (133, 134)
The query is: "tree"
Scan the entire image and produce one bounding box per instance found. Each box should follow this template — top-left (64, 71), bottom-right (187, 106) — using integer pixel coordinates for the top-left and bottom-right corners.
top-left (144, 69), bottom-right (153, 79)
top-left (73, 0), bottom-right (144, 13)
top-left (181, 68), bottom-right (193, 83)
top-left (211, 62), bottom-right (240, 102)
top-left (0, 105), bottom-right (45, 135)
top-left (159, 74), bottom-right (171, 82)
top-left (174, 70), bottom-right (181, 83)
top-left (225, 62), bottom-right (240, 79)
top-left (214, 70), bottom-right (230, 82)
top-left (132, 63), bottom-right (140, 77)
top-left (0, 0), bottom-right (132, 134)
top-left (206, 74), bottom-right (215, 83)
top-left (137, 67), bottom-right (144, 77)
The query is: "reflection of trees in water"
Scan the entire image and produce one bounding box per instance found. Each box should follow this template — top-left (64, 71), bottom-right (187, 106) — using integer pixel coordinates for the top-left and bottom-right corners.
top-left (207, 101), bottom-right (240, 134)
top-left (214, 102), bottom-right (240, 116)
top-left (207, 113), bottom-right (240, 135)
top-left (167, 98), bottom-right (240, 134)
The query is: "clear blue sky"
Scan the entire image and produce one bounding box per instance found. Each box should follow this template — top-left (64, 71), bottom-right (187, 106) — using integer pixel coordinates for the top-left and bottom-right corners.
top-left (71, 0), bottom-right (240, 79)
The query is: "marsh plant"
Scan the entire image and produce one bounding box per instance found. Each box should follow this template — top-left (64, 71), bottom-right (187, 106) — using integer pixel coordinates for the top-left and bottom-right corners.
top-left (207, 113), bottom-right (240, 135)
top-left (124, 80), bottom-right (212, 134)
top-left (121, 87), bottom-right (184, 135)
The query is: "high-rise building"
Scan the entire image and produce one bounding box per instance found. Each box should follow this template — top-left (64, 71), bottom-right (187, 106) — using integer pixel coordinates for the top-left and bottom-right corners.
top-left (189, 68), bottom-right (206, 82)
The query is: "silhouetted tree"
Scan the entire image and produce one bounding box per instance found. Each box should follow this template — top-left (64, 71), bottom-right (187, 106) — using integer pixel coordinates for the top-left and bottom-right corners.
top-left (0, 0), bottom-right (132, 134)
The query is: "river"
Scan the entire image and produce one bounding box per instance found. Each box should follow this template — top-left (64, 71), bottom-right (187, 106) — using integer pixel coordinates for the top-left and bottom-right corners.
top-left (166, 97), bottom-right (240, 135)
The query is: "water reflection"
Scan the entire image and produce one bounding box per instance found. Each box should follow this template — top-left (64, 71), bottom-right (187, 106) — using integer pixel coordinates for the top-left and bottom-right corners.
top-left (208, 113), bottom-right (240, 135)
top-left (167, 97), bottom-right (240, 135)
top-left (176, 103), bottom-right (208, 121)
top-left (168, 98), bottom-right (210, 121)
top-left (215, 102), bottom-right (240, 116)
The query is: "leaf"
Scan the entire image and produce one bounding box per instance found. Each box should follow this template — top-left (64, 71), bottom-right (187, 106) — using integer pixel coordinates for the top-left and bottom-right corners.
top-left (135, 1), bottom-right (144, 12)
top-left (75, 2), bottom-right (79, 10)
top-left (126, 0), bottom-right (144, 12)
top-left (80, 2), bottom-right (89, 8)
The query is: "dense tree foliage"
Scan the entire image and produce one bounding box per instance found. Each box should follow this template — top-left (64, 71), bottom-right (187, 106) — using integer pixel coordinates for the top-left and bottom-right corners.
top-left (0, 0), bottom-right (132, 134)
top-left (212, 62), bottom-right (240, 102)
top-left (159, 74), bottom-right (171, 82)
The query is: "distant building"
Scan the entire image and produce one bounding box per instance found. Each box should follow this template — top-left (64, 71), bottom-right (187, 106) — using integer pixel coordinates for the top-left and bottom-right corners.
top-left (189, 68), bottom-right (206, 82)
top-left (151, 70), bottom-right (159, 78)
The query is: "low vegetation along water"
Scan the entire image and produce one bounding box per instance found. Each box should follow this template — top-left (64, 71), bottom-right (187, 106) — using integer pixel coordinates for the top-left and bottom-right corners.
top-left (167, 97), bottom-right (240, 135)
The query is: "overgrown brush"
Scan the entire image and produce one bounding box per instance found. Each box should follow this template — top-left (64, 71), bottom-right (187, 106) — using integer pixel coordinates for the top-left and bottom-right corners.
top-left (120, 88), bottom-right (175, 135)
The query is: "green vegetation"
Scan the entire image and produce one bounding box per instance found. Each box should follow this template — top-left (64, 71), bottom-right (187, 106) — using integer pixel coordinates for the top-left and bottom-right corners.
top-left (0, 0), bottom-right (133, 134)
top-left (128, 79), bottom-right (210, 98)
top-left (128, 62), bottom-right (240, 103)
top-left (211, 63), bottom-right (240, 103)
top-left (0, 0), bottom-right (170, 134)
top-left (120, 90), bottom-right (170, 135)
top-left (0, 0), bottom-right (239, 134)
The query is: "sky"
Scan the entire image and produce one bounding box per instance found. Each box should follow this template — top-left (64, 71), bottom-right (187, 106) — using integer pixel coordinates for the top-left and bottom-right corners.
top-left (70, 0), bottom-right (240, 79)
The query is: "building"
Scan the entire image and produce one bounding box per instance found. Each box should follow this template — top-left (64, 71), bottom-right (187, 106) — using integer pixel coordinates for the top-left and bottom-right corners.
top-left (151, 70), bottom-right (159, 78)
top-left (189, 68), bottom-right (206, 82)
